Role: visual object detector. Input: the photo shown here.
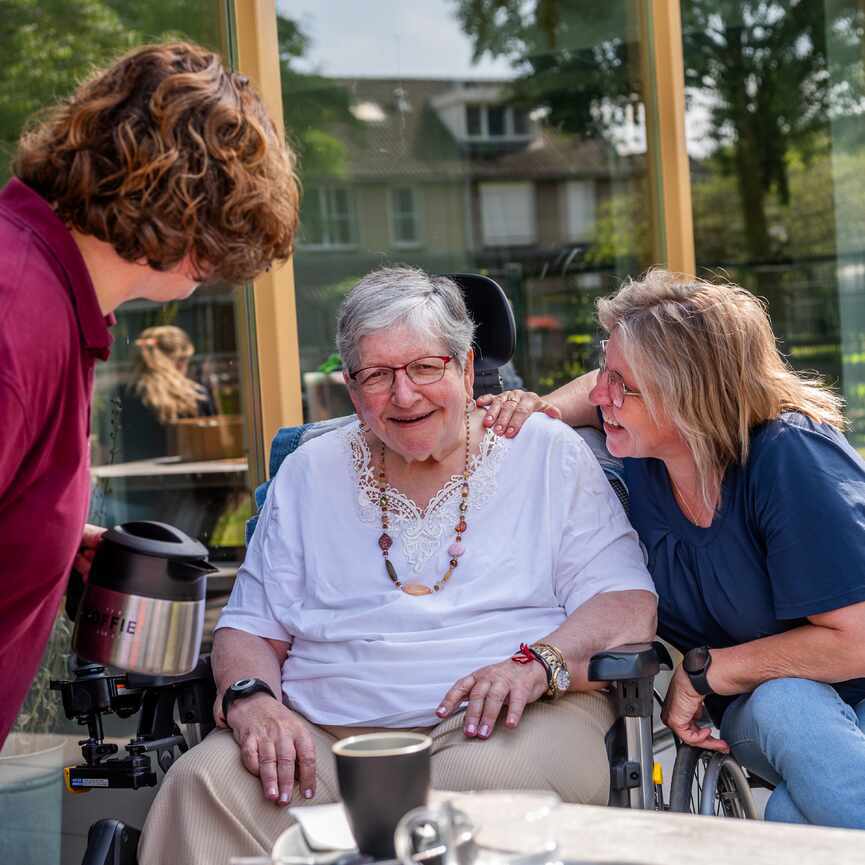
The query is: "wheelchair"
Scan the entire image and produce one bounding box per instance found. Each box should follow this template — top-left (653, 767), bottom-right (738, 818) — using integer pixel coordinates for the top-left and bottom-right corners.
top-left (54, 273), bottom-right (759, 865)
top-left (590, 641), bottom-right (759, 818)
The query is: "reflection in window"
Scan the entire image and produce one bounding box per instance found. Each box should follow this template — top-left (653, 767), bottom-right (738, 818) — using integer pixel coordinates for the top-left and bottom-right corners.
top-left (90, 279), bottom-right (251, 560)
top-left (565, 181), bottom-right (596, 243)
top-left (391, 187), bottom-right (421, 246)
top-left (487, 105), bottom-right (506, 137)
top-left (513, 108), bottom-right (529, 136)
top-left (682, 1), bottom-right (865, 451)
top-left (480, 182), bottom-right (536, 246)
top-left (466, 104), bottom-right (482, 136)
top-left (282, 0), bottom-right (653, 407)
top-left (302, 187), bottom-right (356, 248)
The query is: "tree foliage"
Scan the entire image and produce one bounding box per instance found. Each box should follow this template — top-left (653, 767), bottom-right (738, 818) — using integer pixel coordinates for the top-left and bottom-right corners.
top-left (456, 0), bottom-right (641, 137)
top-left (0, 0), bottom-right (135, 177)
top-left (275, 14), bottom-right (358, 179)
top-left (456, 0), bottom-right (865, 262)
top-left (0, 0), bottom-right (227, 183)
top-left (0, 1), bottom-right (357, 185)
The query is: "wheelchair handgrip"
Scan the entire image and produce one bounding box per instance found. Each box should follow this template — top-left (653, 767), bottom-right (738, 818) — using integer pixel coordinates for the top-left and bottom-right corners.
top-left (588, 642), bottom-right (662, 683)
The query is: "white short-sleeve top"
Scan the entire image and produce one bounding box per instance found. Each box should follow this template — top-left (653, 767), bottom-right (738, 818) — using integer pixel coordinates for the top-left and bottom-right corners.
top-left (216, 415), bottom-right (655, 727)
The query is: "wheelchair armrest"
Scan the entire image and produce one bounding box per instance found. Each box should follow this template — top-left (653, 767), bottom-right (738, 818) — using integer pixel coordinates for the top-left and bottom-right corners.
top-left (588, 641), bottom-right (673, 684)
top-left (82, 819), bottom-right (139, 865)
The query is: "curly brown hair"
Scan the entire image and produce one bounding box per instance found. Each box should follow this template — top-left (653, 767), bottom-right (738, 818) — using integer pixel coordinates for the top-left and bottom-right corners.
top-left (13, 41), bottom-right (298, 283)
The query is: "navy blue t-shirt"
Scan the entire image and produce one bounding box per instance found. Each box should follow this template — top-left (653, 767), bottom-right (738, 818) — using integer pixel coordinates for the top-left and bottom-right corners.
top-left (625, 412), bottom-right (865, 719)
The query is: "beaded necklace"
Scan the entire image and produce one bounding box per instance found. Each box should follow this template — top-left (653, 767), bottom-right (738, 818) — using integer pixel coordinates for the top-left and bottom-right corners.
top-left (376, 410), bottom-right (471, 596)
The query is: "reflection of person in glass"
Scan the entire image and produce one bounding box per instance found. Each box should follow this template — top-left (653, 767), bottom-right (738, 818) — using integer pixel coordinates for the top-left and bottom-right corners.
top-left (115, 326), bottom-right (214, 462)
top-left (139, 267), bottom-right (656, 865)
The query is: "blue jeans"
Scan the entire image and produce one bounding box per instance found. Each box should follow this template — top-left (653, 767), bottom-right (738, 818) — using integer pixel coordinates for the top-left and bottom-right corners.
top-left (719, 678), bottom-right (865, 828)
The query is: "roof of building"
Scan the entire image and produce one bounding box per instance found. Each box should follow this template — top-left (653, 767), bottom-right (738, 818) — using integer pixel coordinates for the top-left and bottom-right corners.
top-left (302, 77), bottom-right (633, 183)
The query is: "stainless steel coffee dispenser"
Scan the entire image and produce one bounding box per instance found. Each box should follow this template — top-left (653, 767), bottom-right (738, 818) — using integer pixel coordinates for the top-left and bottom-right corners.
top-left (72, 521), bottom-right (216, 675)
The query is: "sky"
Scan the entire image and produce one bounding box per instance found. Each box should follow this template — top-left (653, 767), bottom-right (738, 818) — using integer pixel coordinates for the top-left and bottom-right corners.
top-left (276, 0), bottom-right (516, 79)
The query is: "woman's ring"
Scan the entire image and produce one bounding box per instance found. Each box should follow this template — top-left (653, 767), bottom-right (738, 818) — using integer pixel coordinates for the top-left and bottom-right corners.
top-left (504, 396), bottom-right (520, 403)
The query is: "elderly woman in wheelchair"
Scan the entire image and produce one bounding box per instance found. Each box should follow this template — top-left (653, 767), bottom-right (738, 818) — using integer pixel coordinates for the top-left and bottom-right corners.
top-left (137, 266), bottom-right (656, 865)
top-left (487, 269), bottom-right (865, 830)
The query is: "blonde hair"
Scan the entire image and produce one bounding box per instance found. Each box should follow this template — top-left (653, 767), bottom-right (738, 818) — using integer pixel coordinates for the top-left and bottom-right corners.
top-left (132, 326), bottom-right (204, 423)
top-left (596, 269), bottom-right (845, 506)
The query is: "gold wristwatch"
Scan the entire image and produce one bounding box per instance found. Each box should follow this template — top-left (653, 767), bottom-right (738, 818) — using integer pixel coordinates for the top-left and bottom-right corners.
top-left (530, 642), bottom-right (571, 700)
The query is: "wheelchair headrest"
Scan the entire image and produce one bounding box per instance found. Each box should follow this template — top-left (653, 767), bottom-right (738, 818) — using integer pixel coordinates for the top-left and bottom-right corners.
top-left (445, 273), bottom-right (516, 371)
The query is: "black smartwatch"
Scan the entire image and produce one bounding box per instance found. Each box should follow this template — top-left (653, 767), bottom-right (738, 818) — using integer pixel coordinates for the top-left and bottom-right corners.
top-left (222, 677), bottom-right (277, 724)
top-left (683, 646), bottom-right (714, 697)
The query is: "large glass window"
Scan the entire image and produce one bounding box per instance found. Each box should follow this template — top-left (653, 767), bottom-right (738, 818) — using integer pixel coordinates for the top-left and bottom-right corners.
top-left (279, 0), bottom-right (658, 408)
top-left (682, 1), bottom-right (865, 452)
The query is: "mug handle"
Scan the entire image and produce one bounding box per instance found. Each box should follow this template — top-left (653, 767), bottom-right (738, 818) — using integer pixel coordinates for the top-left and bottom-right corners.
top-left (394, 803), bottom-right (460, 865)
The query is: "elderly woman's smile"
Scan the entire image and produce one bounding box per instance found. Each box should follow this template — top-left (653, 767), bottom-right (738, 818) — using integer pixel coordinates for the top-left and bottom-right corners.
top-left (388, 410), bottom-right (435, 425)
top-left (347, 324), bottom-right (473, 465)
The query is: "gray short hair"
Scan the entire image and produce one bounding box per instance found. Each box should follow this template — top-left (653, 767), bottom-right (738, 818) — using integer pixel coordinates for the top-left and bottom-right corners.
top-left (337, 266), bottom-right (475, 373)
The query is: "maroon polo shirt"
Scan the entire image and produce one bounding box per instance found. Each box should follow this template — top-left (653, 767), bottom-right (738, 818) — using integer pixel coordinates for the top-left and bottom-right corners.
top-left (0, 178), bottom-right (113, 746)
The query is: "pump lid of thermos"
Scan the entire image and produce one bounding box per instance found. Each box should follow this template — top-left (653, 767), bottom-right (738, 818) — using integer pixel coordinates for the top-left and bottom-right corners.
top-left (102, 520), bottom-right (210, 564)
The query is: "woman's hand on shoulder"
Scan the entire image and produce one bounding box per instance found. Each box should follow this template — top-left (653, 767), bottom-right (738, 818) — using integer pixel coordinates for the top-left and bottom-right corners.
top-left (222, 693), bottom-right (317, 805)
top-left (436, 657), bottom-right (549, 739)
top-left (477, 390), bottom-right (562, 438)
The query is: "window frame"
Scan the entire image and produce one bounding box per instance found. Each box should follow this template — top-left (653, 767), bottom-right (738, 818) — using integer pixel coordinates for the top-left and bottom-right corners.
top-left (479, 181), bottom-right (537, 247)
top-left (298, 186), bottom-right (359, 252)
top-left (388, 185), bottom-right (424, 249)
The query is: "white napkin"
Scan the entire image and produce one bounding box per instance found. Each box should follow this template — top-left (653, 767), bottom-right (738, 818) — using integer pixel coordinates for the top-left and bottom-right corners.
top-left (228, 804), bottom-right (357, 865)
top-left (286, 803), bottom-right (357, 853)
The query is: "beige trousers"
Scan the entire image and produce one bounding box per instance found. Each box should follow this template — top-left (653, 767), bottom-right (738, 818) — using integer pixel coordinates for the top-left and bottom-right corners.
top-left (138, 692), bottom-right (614, 865)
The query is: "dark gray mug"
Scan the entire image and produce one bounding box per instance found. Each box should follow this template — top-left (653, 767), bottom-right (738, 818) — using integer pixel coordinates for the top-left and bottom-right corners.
top-left (332, 732), bottom-right (433, 859)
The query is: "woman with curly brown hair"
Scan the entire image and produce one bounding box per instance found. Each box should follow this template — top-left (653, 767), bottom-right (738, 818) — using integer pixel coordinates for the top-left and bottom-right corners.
top-left (0, 41), bottom-right (299, 747)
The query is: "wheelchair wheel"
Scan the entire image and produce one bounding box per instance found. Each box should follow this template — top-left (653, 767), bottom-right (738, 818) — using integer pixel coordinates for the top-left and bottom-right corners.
top-left (669, 744), bottom-right (758, 818)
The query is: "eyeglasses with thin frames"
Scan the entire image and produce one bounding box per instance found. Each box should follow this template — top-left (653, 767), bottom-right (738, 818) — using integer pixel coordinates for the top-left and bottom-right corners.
top-left (598, 340), bottom-right (642, 409)
top-left (349, 355), bottom-right (453, 393)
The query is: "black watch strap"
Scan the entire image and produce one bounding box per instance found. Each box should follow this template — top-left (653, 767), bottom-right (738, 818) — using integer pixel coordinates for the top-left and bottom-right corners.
top-left (222, 677), bottom-right (277, 725)
top-left (683, 646), bottom-right (714, 697)
top-left (528, 647), bottom-right (553, 689)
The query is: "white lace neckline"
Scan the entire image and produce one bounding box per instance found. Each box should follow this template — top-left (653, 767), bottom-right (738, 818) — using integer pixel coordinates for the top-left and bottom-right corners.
top-left (343, 422), bottom-right (505, 574)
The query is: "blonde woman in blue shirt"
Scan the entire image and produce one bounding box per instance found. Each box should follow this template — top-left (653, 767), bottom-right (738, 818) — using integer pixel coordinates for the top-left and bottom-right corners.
top-left (485, 269), bottom-right (865, 829)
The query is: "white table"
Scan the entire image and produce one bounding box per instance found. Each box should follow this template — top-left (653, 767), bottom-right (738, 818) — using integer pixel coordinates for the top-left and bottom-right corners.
top-left (549, 802), bottom-right (864, 865)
